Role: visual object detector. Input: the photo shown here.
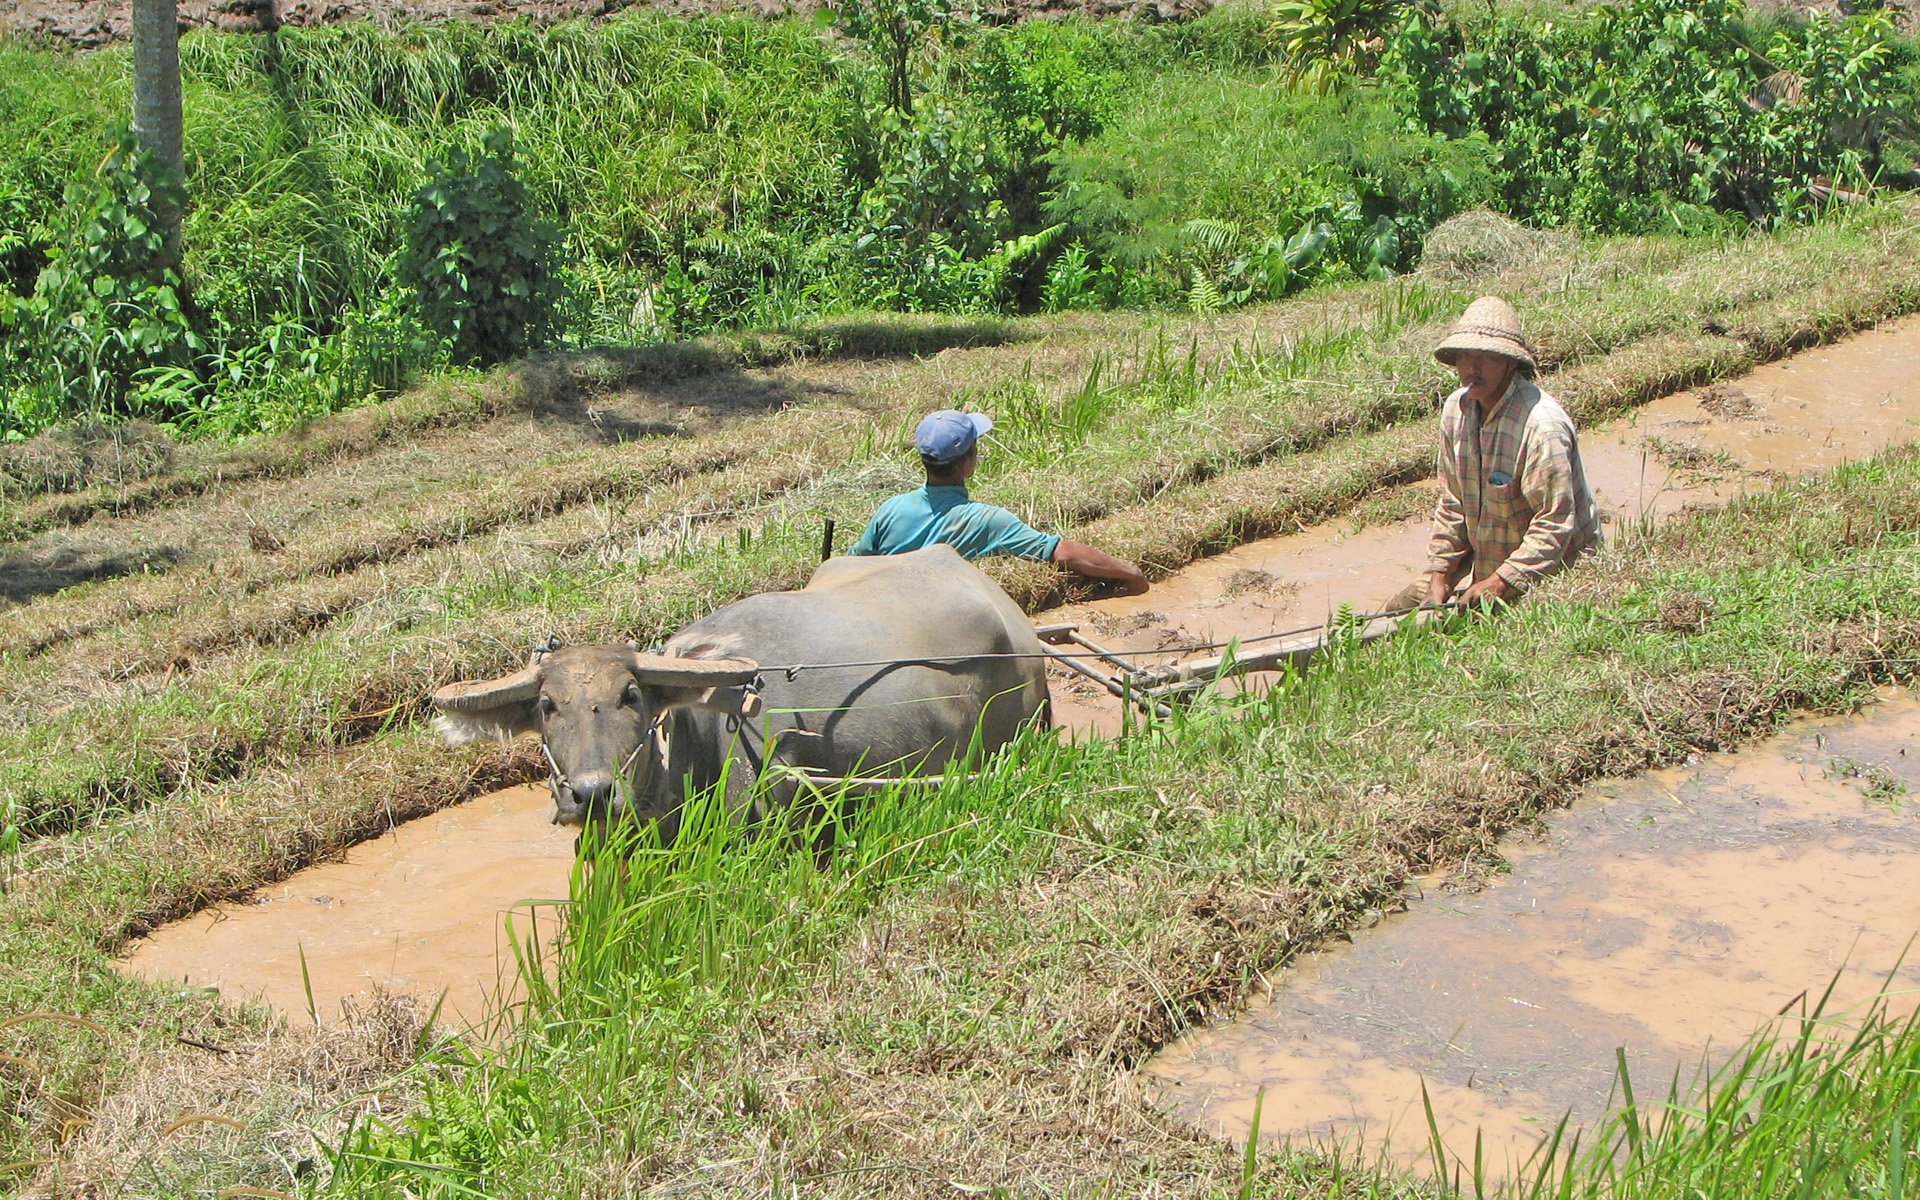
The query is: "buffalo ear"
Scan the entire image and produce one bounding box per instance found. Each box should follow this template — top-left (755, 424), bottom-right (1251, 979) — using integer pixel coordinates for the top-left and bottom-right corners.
top-left (431, 703), bottom-right (540, 747)
top-left (429, 666), bottom-right (543, 746)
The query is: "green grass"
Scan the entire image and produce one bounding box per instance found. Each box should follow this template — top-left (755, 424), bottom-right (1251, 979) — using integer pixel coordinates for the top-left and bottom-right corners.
top-left (0, 8), bottom-right (1281, 436)
top-left (4, 200), bottom-right (1919, 850)
top-left (1492, 990), bottom-right (1920, 1200)
top-left (1047, 75), bottom-right (1497, 302)
top-left (0, 14), bottom-right (857, 316)
top-left (6, 0), bottom-right (1908, 440)
top-left (16, 444), bottom-right (1920, 1193)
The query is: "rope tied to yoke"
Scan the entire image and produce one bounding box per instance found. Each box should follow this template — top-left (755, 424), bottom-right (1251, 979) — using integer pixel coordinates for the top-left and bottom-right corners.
top-left (762, 602), bottom-right (1458, 679)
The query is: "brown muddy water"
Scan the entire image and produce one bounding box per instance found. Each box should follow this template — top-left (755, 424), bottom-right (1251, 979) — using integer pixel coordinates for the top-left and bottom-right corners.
top-left (1047, 313), bottom-right (1920, 732)
top-left (124, 784), bottom-right (574, 1028)
top-left (1145, 693), bottom-right (1920, 1179)
top-left (118, 315), bottom-right (1920, 1024)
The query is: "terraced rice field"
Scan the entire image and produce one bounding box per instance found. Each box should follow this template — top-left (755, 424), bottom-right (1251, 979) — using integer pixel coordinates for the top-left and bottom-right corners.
top-left (8, 198), bottom-right (1920, 1196)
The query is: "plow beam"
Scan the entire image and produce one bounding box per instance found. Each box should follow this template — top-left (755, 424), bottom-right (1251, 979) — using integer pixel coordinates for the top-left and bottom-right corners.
top-left (1032, 623), bottom-right (1173, 719)
top-left (1134, 614), bottom-right (1405, 696)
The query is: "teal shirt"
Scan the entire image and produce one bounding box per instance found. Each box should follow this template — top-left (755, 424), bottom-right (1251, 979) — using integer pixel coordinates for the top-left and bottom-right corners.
top-left (848, 486), bottom-right (1061, 562)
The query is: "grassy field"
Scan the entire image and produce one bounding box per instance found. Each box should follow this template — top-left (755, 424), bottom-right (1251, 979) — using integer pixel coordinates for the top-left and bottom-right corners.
top-left (22, 412), bottom-right (1920, 1196)
top-left (2, 187), bottom-right (1919, 1194)
top-left (3, 200), bottom-right (1917, 848)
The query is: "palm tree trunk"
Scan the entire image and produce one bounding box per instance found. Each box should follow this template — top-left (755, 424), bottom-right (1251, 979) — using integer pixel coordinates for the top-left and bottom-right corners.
top-left (131, 0), bottom-right (185, 252)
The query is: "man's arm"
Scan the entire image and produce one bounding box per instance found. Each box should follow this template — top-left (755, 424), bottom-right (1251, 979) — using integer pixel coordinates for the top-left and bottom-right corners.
top-left (1425, 403), bottom-right (1472, 605)
top-left (1485, 418), bottom-right (1584, 598)
top-left (847, 507), bottom-right (888, 556)
top-left (1053, 539), bottom-right (1149, 595)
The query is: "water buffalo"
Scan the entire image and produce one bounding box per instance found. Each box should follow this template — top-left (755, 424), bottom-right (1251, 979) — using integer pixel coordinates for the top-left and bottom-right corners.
top-left (429, 545), bottom-right (1051, 834)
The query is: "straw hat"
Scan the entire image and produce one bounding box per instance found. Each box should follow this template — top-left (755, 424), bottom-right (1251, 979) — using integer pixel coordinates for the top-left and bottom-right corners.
top-left (1433, 295), bottom-right (1536, 376)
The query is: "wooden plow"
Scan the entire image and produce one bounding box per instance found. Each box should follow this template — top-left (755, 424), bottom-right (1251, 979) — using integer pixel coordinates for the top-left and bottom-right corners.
top-left (1035, 611), bottom-right (1412, 718)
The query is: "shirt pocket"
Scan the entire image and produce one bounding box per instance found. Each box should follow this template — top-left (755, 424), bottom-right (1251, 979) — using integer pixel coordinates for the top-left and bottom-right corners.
top-left (1481, 477), bottom-right (1531, 528)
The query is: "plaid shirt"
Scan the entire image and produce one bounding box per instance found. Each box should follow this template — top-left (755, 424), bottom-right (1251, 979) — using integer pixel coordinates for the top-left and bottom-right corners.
top-left (1426, 376), bottom-right (1601, 591)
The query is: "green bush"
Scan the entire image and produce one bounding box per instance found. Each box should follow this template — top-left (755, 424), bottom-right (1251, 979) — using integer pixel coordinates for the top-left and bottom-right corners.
top-left (1, 129), bottom-right (199, 434)
top-left (1381, 0), bottom-right (1918, 230)
top-left (834, 0), bottom-right (959, 117)
top-left (398, 129), bottom-right (565, 367)
top-left (1046, 75), bottom-right (1495, 308)
top-left (7, 1), bottom-right (1905, 443)
top-left (1265, 0), bottom-right (1401, 92)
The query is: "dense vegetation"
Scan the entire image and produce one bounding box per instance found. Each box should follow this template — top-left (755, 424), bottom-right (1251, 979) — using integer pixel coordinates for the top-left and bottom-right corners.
top-left (0, 0), bottom-right (1916, 442)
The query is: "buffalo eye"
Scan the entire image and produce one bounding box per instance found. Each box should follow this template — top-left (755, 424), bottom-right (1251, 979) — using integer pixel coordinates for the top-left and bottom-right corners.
top-left (621, 682), bottom-right (642, 707)
top-left (539, 695), bottom-right (558, 716)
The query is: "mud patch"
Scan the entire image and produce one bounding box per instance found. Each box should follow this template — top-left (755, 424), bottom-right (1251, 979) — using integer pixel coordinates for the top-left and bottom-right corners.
top-left (1144, 693), bottom-right (1920, 1178)
top-left (1697, 382), bottom-right (1759, 419)
top-left (1045, 312), bottom-right (1920, 735)
top-left (122, 784), bottom-right (574, 1028)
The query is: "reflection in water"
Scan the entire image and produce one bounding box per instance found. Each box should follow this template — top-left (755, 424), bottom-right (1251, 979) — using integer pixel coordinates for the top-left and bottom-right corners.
top-left (123, 784), bottom-right (575, 1029)
top-left (1144, 695), bottom-right (1920, 1178)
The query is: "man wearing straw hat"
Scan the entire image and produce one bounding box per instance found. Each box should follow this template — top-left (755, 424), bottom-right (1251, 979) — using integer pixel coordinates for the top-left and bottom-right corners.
top-left (1388, 296), bottom-right (1600, 614)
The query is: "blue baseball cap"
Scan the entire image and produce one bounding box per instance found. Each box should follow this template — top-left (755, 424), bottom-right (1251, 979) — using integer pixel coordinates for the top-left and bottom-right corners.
top-left (914, 410), bottom-right (993, 465)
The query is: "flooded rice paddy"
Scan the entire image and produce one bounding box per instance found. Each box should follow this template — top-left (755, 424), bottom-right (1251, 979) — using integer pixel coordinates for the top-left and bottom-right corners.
top-left (1144, 692), bottom-right (1920, 1177)
top-left (120, 314), bottom-right (1920, 1027)
top-left (1047, 313), bottom-right (1920, 731)
top-left (124, 784), bottom-right (573, 1027)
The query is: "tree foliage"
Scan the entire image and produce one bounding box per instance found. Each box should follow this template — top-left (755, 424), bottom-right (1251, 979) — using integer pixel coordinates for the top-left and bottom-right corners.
top-left (398, 129), bottom-right (565, 368)
top-left (1380, 0), bottom-right (1915, 230)
top-left (834, 0), bottom-right (961, 116)
top-left (2, 129), bottom-right (197, 432)
top-left (1265, 0), bottom-right (1402, 93)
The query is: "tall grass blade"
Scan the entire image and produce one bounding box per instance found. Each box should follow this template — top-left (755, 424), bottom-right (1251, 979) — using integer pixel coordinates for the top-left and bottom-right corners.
top-left (1614, 1046), bottom-right (1640, 1162)
top-left (298, 943), bottom-right (318, 1027)
top-left (1237, 1085), bottom-right (1265, 1200)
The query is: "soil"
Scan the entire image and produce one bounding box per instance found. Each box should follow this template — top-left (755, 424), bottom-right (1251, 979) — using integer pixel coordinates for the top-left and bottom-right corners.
top-left (1145, 691), bottom-right (1920, 1178)
top-left (7, 0), bottom-right (1902, 53)
top-left (122, 783), bottom-right (571, 1029)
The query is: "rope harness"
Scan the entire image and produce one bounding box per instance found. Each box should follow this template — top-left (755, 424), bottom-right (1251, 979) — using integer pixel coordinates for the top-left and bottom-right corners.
top-left (528, 600), bottom-right (1457, 798)
top-left (758, 602), bottom-right (1456, 680)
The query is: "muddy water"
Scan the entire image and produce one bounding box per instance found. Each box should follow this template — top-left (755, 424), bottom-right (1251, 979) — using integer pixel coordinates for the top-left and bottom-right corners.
top-left (124, 785), bottom-right (575, 1029)
top-left (119, 316), bottom-right (1920, 1023)
top-left (1145, 694), bottom-right (1920, 1177)
top-left (1047, 314), bottom-right (1920, 733)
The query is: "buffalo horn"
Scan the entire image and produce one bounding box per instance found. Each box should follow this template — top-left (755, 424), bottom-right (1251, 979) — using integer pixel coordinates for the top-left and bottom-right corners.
top-left (430, 666), bottom-right (542, 712)
top-left (629, 653), bottom-right (759, 687)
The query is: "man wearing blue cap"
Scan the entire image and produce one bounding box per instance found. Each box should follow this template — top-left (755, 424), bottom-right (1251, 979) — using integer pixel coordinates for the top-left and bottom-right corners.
top-left (848, 409), bottom-right (1149, 595)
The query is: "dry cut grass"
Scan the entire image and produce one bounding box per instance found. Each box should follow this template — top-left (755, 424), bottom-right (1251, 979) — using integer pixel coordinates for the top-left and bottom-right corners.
top-left (5, 201), bottom-right (1919, 861)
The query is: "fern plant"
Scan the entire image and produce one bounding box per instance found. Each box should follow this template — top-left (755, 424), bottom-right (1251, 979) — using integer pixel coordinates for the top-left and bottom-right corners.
top-left (1176, 218), bottom-right (1305, 313)
top-left (1186, 268), bottom-right (1226, 315)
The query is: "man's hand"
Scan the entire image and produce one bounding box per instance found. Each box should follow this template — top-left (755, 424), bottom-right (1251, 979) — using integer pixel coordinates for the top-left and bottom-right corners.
top-left (1054, 539), bottom-right (1149, 595)
top-left (1460, 573), bottom-right (1517, 610)
top-left (1424, 572), bottom-right (1455, 609)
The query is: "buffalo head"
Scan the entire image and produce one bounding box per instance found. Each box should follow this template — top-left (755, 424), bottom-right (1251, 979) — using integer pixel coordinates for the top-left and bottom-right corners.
top-left (430, 643), bottom-right (759, 826)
